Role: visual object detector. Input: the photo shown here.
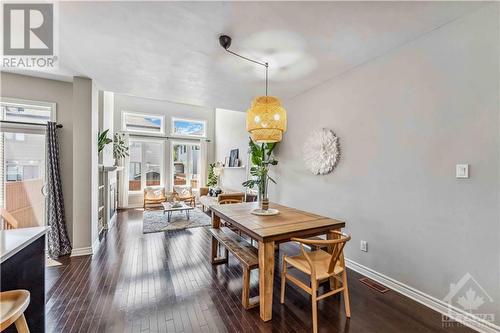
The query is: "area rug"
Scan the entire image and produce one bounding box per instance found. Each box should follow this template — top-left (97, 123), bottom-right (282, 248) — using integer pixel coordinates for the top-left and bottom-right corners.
top-left (143, 208), bottom-right (211, 234)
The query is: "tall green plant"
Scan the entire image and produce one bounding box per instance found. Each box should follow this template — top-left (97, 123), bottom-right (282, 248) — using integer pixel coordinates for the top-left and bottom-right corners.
top-left (242, 138), bottom-right (278, 195)
top-left (113, 132), bottom-right (129, 159)
top-left (98, 129), bottom-right (112, 153)
top-left (207, 163), bottom-right (218, 187)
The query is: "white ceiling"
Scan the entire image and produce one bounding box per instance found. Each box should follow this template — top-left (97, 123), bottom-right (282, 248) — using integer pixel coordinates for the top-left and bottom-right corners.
top-left (12, 2), bottom-right (485, 111)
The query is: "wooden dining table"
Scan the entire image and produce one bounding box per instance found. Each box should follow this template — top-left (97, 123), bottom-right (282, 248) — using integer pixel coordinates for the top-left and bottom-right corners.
top-left (210, 201), bottom-right (345, 322)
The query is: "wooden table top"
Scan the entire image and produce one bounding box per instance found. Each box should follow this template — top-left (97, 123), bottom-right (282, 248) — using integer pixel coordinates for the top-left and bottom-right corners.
top-left (211, 202), bottom-right (345, 242)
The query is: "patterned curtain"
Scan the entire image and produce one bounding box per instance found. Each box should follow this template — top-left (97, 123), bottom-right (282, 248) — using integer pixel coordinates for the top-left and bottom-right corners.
top-left (47, 122), bottom-right (72, 258)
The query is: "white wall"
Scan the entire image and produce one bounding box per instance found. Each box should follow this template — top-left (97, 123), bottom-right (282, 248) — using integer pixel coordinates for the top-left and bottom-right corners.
top-left (113, 94), bottom-right (215, 206)
top-left (273, 4), bottom-right (499, 325)
top-left (215, 108), bottom-right (248, 192)
top-left (72, 77), bottom-right (99, 250)
top-left (99, 91), bottom-right (115, 167)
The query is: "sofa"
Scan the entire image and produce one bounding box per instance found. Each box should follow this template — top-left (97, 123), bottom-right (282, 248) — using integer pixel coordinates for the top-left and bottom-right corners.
top-left (199, 187), bottom-right (248, 211)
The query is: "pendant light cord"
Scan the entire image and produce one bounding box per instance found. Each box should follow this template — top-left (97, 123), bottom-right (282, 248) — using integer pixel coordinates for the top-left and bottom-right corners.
top-left (265, 63), bottom-right (268, 96)
top-left (224, 48), bottom-right (269, 96)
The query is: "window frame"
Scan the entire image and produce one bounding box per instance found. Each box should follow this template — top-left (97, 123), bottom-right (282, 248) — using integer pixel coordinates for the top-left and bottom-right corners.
top-left (1, 97), bottom-right (57, 125)
top-left (171, 117), bottom-right (207, 138)
top-left (121, 111), bottom-right (165, 136)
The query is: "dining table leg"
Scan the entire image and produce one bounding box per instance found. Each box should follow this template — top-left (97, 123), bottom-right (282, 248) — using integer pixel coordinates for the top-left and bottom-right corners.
top-left (258, 240), bottom-right (275, 321)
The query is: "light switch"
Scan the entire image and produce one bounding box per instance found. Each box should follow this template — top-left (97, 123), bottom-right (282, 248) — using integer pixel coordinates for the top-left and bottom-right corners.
top-left (456, 164), bottom-right (469, 179)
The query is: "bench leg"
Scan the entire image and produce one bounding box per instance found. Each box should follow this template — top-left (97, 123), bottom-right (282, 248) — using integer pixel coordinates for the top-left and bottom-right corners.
top-left (242, 268), bottom-right (250, 309)
top-left (211, 236), bottom-right (228, 265)
top-left (242, 267), bottom-right (259, 310)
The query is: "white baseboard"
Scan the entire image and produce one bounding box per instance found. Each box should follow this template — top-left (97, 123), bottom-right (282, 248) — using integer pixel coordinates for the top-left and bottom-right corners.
top-left (70, 246), bottom-right (93, 257)
top-left (345, 258), bottom-right (500, 333)
top-left (126, 203), bottom-right (143, 209)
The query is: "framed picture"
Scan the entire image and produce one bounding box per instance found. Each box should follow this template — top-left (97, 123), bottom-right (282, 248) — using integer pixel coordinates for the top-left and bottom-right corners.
top-left (229, 149), bottom-right (239, 167)
top-left (224, 156), bottom-right (230, 167)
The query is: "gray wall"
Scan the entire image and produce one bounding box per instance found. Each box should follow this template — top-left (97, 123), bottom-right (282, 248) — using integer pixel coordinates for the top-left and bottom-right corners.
top-left (272, 4), bottom-right (499, 322)
top-left (1, 72), bottom-right (100, 253)
top-left (1, 72), bottom-right (74, 241)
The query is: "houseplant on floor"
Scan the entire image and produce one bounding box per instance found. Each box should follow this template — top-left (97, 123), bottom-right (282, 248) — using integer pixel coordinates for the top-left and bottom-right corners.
top-left (207, 162), bottom-right (222, 196)
top-left (242, 138), bottom-right (278, 214)
top-left (113, 132), bottom-right (129, 164)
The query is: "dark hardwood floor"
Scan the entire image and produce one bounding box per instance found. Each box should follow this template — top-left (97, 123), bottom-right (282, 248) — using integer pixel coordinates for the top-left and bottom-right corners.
top-left (45, 209), bottom-right (474, 333)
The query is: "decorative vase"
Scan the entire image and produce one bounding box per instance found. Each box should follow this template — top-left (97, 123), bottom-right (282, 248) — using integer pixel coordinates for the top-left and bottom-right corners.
top-left (259, 174), bottom-right (269, 211)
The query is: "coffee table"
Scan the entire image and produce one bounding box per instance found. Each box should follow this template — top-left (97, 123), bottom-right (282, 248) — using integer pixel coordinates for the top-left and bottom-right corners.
top-left (161, 202), bottom-right (194, 222)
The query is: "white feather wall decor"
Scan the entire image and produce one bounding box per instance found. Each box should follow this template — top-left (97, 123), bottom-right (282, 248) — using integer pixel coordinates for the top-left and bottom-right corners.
top-left (303, 128), bottom-right (340, 175)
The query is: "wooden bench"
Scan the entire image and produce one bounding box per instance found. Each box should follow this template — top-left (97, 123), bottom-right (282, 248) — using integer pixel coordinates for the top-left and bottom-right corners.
top-left (210, 227), bottom-right (259, 310)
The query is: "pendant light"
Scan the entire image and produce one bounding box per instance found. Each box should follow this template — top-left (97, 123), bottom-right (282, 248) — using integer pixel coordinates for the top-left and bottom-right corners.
top-left (219, 35), bottom-right (287, 143)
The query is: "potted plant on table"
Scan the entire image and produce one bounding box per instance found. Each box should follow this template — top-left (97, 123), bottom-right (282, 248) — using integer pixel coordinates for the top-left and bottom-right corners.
top-left (98, 129), bottom-right (112, 154)
top-left (242, 138), bottom-right (278, 213)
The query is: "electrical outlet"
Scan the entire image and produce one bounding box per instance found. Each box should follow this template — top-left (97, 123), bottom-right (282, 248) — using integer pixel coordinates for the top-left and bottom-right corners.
top-left (456, 164), bottom-right (469, 178)
top-left (360, 240), bottom-right (368, 252)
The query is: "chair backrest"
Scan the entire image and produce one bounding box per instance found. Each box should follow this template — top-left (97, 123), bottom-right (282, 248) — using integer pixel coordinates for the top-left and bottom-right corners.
top-left (218, 192), bottom-right (244, 203)
top-left (144, 186), bottom-right (165, 199)
top-left (219, 198), bottom-right (243, 205)
top-left (173, 185), bottom-right (192, 197)
top-left (0, 208), bottom-right (18, 229)
top-left (291, 231), bottom-right (351, 277)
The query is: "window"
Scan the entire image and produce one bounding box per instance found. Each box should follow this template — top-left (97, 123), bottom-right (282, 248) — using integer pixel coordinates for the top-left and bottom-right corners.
top-left (171, 118), bottom-right (206, 138)
top-left (6, 163), bottom-right (41, 182)
top-left (128, 140), bottom-right (163, 192)
top-left (1, 98), bottom-right (55, 124)
top-left (2, 132), bottom-right (47, 229)
top-left (0, 98), bottom-right (53, 229)
top-left (122, 112), bottom-right (164, 135)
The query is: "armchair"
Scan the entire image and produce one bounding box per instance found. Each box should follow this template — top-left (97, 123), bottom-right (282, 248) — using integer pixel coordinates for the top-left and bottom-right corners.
top-left (143, 186), bottom-right (167, 209)
top-left (173, 185), bottom-right (196, 207)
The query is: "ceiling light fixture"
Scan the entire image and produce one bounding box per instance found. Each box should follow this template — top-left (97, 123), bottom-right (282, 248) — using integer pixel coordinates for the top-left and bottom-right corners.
top-left (219, 35), bottom-right (287, 143)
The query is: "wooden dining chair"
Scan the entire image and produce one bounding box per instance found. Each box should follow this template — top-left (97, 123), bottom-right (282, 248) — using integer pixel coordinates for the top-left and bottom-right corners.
top-left (0, 290), bottom-right (30, 333)
top-left (219, 198), bottom-right (245, 236)
top-left (218, 198), bottom-right (243, 205)
top-left (0, 208), bottom-right (18, 230)
top-left (280, 231), bottom-right (351, 333)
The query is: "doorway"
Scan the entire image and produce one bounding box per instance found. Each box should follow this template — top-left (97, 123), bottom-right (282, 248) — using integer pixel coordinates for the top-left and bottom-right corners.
top-left (1, 130), bottom-right (47, 229)
top-left (171, 142), bottom-right (201, 190)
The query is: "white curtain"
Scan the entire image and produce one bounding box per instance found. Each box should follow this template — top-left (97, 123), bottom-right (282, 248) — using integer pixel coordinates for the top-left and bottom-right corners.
top-left (117, 132), bottom-right (129, 208)
top-left (199, 139), bottom-right (208, 187)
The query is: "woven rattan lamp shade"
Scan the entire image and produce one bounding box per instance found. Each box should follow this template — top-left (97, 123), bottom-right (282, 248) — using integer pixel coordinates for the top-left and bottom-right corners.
top-left (246, 96), bottom-right (287, 143)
